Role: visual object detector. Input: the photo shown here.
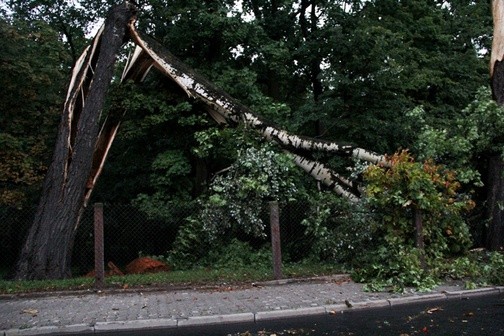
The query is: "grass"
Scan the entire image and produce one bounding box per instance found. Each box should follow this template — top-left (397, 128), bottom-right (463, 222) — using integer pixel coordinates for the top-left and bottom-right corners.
top-left (0, 262), bottom-right (342, 295)
top-left (3, 252), bottom-right (503, 295)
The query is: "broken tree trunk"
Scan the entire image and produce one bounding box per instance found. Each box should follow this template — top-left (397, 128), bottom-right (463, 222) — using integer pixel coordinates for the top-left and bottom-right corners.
top-left (121, 45), bottom-right (364, 200)
top-left (125, 22), bottom-right (387, 200)
top-left (14, 2), bottom-right (136, 280)
top-left (486, 0), bottom-right (504, 251)
top-left (127, 26), bottom-right (386, 164)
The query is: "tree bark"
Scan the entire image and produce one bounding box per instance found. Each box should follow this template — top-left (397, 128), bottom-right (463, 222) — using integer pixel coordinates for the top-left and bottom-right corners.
top-left (491, 0), bottom-right (504, 104)
top-left (291, 153), bottom-right (360, 201)
top-left (14, 2), bottom-right (136, 280)
top-left (485, 155), bottom-right (504, 250)
top-left (487, 0), bottom-right (504, 251)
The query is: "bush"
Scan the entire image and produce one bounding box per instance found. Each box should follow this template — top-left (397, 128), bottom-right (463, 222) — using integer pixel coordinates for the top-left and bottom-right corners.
top-left (166, 217), bottom-right (214, 270)
top-left (202, 239), bottom-right (272, 270)
top-left (352, 246), bottom-right (438, 292)
top-left (435, 250), bottom-right (504, 288)
top-left (199, 143), bottom-right (299, 239)
top-left (301, 192), bottom-right (374, 266)
top-left (354, 151), bottom-right (474, 291)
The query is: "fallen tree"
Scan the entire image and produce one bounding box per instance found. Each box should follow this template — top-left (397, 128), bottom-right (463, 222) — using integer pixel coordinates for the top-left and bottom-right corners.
top-left (14, 2), bottom-right (137, 280)
top-left (15, 1), bottom-right (382, 280)
top-left (123, 23), bottom-right (387, 200)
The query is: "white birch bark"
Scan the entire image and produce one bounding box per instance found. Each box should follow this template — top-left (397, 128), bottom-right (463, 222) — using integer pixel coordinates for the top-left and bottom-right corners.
top-left (491, 0), bottom-right (504, 76)
top-left (291, 154), bottom-right (359, 202)
top-left (127, 23), bottom-right (388, 166)
top-left (121, 20), bottom-right (394, 201)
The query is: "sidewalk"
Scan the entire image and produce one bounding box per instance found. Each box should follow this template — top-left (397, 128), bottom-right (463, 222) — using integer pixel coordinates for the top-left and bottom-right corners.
top-left (1, 274), bottom-right (502, 335)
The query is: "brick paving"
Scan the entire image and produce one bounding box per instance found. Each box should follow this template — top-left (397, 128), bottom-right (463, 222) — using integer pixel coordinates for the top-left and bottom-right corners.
top-left (1, 275), bottom-right (498, 335)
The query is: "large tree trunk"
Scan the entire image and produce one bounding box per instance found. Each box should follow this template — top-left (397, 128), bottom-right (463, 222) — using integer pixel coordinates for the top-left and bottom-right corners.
top-left (487, 0), bottom-right (504, 251)
top-left (485, 155), bottom-right (504, 250)
top-left (15, 3), bottom-right (136, 280)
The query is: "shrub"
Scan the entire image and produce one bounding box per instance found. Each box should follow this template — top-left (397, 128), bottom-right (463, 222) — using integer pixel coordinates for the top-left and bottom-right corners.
top-left (202, 239), bottom-right (272, 270)
top-left (301, 192), bottom-right (374, 266)
top-left (354, 150), bottom-right (474, 291)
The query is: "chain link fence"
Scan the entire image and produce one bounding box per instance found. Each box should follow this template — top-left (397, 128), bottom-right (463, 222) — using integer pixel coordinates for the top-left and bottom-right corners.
top-left (1, 201), bottom-right (312, 277)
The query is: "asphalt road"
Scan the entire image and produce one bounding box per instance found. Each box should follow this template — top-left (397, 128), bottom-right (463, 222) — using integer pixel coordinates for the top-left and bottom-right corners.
top-left (96, 292), bottom-right (504, 336)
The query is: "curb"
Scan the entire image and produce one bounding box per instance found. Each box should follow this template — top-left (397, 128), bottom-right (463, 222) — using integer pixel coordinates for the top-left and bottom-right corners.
top-left (255, 306), bottom-right (326, 321)
top-left (443, 287), bottom-right (500, 298)
top-left (387, 293), bottom-right (446, 306)
top-left (177, 313), bottom-right (255, 327)
top-left (94, 319), bottom-right (177, 332)
top-left (1, 287), bottom-right (502, 335)
top-left (2, 324), bottom-right (93, 336)
top-left (254, 274), bottom-right (350, 287)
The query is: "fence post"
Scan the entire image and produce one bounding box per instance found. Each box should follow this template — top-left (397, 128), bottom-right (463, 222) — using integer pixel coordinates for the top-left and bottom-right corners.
top-left (94, 203), bottom-right (105, 289)
top-left (413, 206), bottom-right (426, 270)
top-left (270, 201), bottom-right (282, 280)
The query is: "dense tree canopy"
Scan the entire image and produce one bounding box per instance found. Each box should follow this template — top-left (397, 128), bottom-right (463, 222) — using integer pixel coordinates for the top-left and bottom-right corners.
top-left (0, 17), bottom-right (68, 207)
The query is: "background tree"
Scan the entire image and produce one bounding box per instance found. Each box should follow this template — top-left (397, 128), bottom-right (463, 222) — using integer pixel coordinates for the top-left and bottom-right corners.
top-left (7, 0), bottom-right (95, 64)
top-left (0, 18), bottom-right (68, 207)
top-left (322, 0), bottom-right (490, 153)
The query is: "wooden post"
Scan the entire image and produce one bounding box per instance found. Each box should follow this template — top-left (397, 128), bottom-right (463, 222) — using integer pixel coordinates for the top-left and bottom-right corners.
top-left (270, 201), bottom-right (283, 280)
top-left (414, 207), bottom-right (426, 270)
top-left (94, 203), bottom-right (105, 289)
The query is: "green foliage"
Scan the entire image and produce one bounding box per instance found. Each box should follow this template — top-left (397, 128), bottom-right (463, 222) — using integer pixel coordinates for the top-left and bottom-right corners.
top-left (96, 79), bottom-right (205, 210)
top-left (365, 150), bottom-right (473, 253)
top-left (301, 192), bottom-right (373, 265)
top-left (199, 141), bottom-right (299, 238)
top-left (355, 151), bottom-right (474, 291)
top-left (202, 239), bottom-right (272, 270)
top-left (167, 134), bottom-right (303, 269)
top-left (407, 88), bottom-right (504, 248)
top-left (192, 127), bottom-right (238, 160)
top-left (459, 88), bottom-right (504, 157)
top-left (484, 252), bottom-right (504, 285)
top-left (150, 150), bottom-right (191, 187)
top-left (435, 251), bottom-right (504, 288)
top-left (354, 246), bottom-right (438, 292)
top-left (0, 18), bottom-right (67, 207)
top-left (167, 225), bottom-right (270, 271)
top-left (323, 0), bottom-right (490, 153)
top-left (0, 276), bottom-right (94, 294)
top-left (5, 0), bottom-right (93, 62)
top-left (410, 88), bottom-right (504, 184)
top-left (165, 217), bottom-right (213, 270)
top-left (406, 105), bottom-right (482, 185)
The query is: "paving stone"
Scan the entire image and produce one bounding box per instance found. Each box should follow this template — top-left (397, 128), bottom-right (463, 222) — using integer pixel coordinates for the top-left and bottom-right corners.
top-left (0, 276), bottom-right (500, 335)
